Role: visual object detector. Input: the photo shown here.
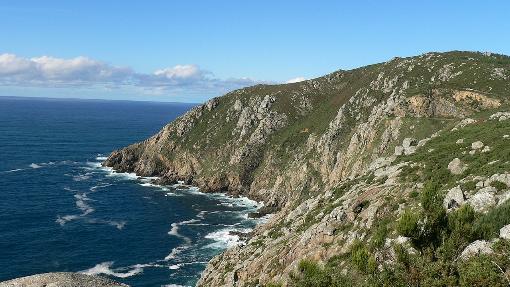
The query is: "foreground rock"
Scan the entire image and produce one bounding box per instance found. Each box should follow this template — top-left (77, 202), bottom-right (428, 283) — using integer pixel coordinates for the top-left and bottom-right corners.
top-left (0, 272), bottom-right (128, 287)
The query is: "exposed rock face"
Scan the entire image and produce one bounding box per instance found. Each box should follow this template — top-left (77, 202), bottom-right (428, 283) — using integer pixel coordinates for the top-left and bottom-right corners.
top-left (101, 51), bottom-right (510, 286)
top-left (0, 272), bottom-right (128, 287)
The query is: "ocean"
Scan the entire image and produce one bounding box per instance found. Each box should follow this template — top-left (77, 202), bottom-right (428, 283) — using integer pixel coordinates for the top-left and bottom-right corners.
top-left (0, 97), bottom-right (263, 286)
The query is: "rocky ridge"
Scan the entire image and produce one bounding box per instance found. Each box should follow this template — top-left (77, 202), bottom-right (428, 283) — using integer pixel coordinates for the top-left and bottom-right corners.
top-left (103, 51), bottom-right (510, 286)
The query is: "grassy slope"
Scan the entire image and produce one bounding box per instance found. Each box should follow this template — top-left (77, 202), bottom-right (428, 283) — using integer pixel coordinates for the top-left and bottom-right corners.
top-left (287, 107), bottom-right (510, 287)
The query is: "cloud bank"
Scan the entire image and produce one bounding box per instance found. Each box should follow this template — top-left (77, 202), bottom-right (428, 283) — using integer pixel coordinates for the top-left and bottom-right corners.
top-left (0, 53), bottom-right (259, 96)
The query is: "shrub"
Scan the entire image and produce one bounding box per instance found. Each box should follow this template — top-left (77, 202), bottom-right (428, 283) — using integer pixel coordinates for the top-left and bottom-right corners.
top-left (439, 205), bottom-right (476, 259)
top-left (460, 180), bottom-right (477, 192)
top-left (458, 256), bottom-right (508, 287)
top-left (397, 209), bottom-right (421, 239)
top-left (473, 200), bottom-right (510, 239)
top-left (420, 181), bottom-right (442, 212)
top-left (350, 240), bottom-right (371, 273)
top-left (290, 260), bottom-right (332, 287)
top-left (490, 180), bottom-right (508, 192)
top-left (418, 181), bottom-right (447, 248)
top-left (448, 205), bottom-right (475, 235)
top-left (371, 218), bottom-right (390, 248)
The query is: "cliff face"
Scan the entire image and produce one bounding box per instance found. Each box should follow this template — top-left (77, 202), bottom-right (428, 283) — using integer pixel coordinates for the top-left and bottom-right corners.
top-left (104, 51), bottom-right (510, 286)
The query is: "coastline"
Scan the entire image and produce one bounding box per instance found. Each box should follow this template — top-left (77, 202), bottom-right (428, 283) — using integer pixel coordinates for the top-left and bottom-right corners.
top-left (99, 155), bottom-right (271, 246)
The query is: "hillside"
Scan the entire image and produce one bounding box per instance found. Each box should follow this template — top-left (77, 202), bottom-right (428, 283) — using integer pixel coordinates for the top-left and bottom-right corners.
top-left (104, 51), bottom-right (510, 286)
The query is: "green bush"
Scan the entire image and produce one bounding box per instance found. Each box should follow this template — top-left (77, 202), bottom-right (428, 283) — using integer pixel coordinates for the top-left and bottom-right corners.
top-left (473, 200), bottom-right (510, 239)
top-left (439, 205), bottom-right (476, 259)
top-left (371, 218), bottom-right (390, 248)
top-left (290, 260), bottom-right (332, 287)
top-left (460, 180), bottom-right (477, 192)
top-left (458, 256), bottom-right (508, 287)
top-left (350, 240), bottom-right (371, 273)
top-left (490, 180), bottom-right (508, 192)
top-left (420, 181), bottom-right (442, 212)
top-left (397, 209), bottom-right (421, 239)
top-left (418, 181), bottom-right (447, 248)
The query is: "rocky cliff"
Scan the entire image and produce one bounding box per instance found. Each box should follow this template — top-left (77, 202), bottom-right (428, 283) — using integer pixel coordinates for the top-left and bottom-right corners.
top-left (105, 51), bottom-right (510, 286)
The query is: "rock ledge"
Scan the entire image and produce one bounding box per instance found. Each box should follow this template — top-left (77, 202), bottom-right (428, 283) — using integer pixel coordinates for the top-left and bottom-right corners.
top-left (0, 272), bottom-right (129, 287)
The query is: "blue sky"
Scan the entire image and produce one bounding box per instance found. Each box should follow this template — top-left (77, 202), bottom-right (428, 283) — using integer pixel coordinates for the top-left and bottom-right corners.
top-left (1, 1), bottom-right (509, 103)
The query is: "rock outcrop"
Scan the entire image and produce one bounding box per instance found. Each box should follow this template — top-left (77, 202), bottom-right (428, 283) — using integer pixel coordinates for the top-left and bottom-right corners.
top-left (0, 272), bottom-right (128, 287)
top-left (101, 51), bottom-right (510, 286)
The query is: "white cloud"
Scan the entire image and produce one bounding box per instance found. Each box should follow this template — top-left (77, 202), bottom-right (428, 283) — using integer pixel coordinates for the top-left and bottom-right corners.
top-left (285, 77), bottom-right (306, 83)
top-left (154, 64), bottom-right (206, 80)
top-left (0, 54), bottom-right (34, 75)
top-left (0, 53), bottom-right (259, 96)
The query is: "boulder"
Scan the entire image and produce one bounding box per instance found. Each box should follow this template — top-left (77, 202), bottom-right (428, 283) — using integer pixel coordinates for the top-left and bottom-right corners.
top-left (402, 138), bottom-right (417, 148)
top-left (497, 191), bottom-right (510, 206)
top-left (467, 190), bottom-right (496, 212)
top-left (490, 111), bottom-right (510, 121)
top-left (471, 141), bottom-right (484, 150)
top-left (500, 224), bottom-right (510, 240)
top-left (459, 240), bottom-right (493, 260)
top-left (443, 185), bottom-right (464, 210)
top-left (448, 158), bottom-right (466, 175)
top-left (488, 173), bottom-right (510, 187)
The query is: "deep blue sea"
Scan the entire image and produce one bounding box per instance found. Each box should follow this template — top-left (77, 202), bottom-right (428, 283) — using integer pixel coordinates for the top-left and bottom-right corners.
top-left (0, 97), bottom-right (262, 287)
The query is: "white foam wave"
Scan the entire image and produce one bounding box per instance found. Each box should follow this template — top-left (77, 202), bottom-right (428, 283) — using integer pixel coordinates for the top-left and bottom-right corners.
top-left (81, 261), bottom-right (145, 278)
top-left (196, 210), bottom-right (207, 219)
top-left (140, 182), bottom-right (158, 188)
top-left (106, 171), bottom-right (140, 180)
top-left (86, 218), bottom-right (127, 230)
top-left (140, 176), bottom-right (159, 182)
top-left (85, 161), bottom-right (103, 169)
top-left (96, 156), bottom-right (108, 161)
top-left (164, 246), bottom-right (188, 261)
top-left (168, 219), bottom-right (200, 245)
top-left (108, 220), bottom-right (127, 230)
top-left (204, 228), bottom-right (252, 249)
top-left (56, 190), bottom-right (96, 226)
top-left (169, 264), bottom-right (182, 270)
top-left (74, 194), bottom-right (95, 215)
top-left (55, 215), bottom-right (80, 226)
top-left (73, 173), bottom-right (91, 182)
top-left (89, 183), bottom-right (112, 191)
top-left (29, 163), bottom-right (42, 169)
top-left (1, 168), bottom-right (25, 173)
